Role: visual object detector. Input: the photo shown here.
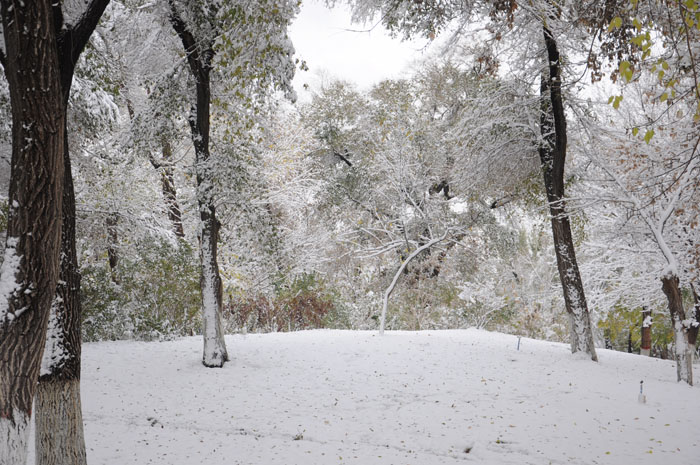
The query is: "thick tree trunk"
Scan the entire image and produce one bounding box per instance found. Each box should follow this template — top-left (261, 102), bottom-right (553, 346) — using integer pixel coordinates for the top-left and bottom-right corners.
top-left (661, 275), bottom-right (693, 385)
top-left (35, 2), bottom-right (110, 463)
top-left (539, 25), bottom-right (598, 361)
top-left (34, 379), bottom-right (86, 465)
top-left (640, 307), bottom-right (652, 356)
top-left (170, 1), bottom-right (228, 366)
top-left (0, 1), bottom-right (65, 462)
top-left (37, 141), bottom-right (88, 465)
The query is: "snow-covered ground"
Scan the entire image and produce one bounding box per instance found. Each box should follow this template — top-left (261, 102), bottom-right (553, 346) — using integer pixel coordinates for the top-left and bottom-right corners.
top-left (29, 329), bottom-right (699, 464)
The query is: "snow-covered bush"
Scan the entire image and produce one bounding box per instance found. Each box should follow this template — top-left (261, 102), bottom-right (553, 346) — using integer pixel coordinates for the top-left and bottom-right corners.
top-left (81, 238), bottom-right (201, 341)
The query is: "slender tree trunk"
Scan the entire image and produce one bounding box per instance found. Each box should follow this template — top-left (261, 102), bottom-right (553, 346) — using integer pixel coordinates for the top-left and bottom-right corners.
top-left (688, 284), bottom-right (699, 357)
top-left (106, 212), bottom-right (119, 281)
top-left (380, 233), bottom-right (447, 334)
top-left (539, 24), bottom-right (598, 361)
top-left (661, 275), bottom-right (693, 385)
top-left (160, 138), bottom-right (185, 238)
top-left (640, 307), bottom-right (652, 356)
top-left (198, 198), bottom-right (228, 366)
top-left (35, 2), bottom-right (110, 463)
top-left (170, 1), bottom-right (228, 367)
top-left (0, 1), bottom-right (65, 462)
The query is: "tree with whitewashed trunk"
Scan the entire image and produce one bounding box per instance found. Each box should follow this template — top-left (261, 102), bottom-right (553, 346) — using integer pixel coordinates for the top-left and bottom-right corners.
top-left (565, 0), bottom-right (700, 383)
top-left (573, 73), bottom-right (700, 383)
top-left (29, 1), bottom-right (113, 464)
top-left (168, 0), bottom-right (298, 366)
top-left (579, 128), bottom-right (699, 383)
top-left (0, 1), bottom-right (66, 463)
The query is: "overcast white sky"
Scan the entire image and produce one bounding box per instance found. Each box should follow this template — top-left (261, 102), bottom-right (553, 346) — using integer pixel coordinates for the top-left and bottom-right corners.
top-left (288, 1), bottom-right (435, 100)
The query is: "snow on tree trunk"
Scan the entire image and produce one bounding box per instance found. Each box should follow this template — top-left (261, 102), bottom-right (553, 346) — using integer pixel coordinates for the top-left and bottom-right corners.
top-left (0, 1), bottom-right (66, 463)
top-left (380, 234), bottom-right (448, 334)
top-left (539, 24), bottom-right (598, 362)
top-left (661, 275), bottom-right (693, 385)
top-left (36, 142), bottom-right (88, 465)
top-left (199, 203), bottom-right (229, 367)
top-left (169, 1), bottom-right (228, 367)
top-left (641, 308), bottom-right (652, 357)
top-left (33, 3), bottom-right (110, 461)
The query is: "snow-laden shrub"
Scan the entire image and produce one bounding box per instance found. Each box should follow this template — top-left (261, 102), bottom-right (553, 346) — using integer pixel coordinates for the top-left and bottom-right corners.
top-left (81, 238), bottom-right (201, 341)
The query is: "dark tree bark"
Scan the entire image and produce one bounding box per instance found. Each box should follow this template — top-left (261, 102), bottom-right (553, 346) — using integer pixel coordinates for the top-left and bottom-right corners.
top-left (170, 0), bottom-right (228, 367)
top-left (661, 275), bottom-right (692, 384)
top-left (106, 212), bottom-right (119, 279)
top-left (36, 137), bottom-right (87, 465)
top-left (0, 1), bottom-right (65, 462)
top-left (640, 307), bottom-right (652, 356)
top-left (689, 284), bottom-right (699, 349)
top-left (539, 25), bottom-right (598, 361)
top-left (35, 2), bottom-right (111, 464)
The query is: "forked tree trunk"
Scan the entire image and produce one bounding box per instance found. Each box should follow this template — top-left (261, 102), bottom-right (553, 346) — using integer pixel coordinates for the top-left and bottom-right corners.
top-left (0, 1), bottom-right (65, 462)
top-left (661, 275), bottom-right (693, 385)
top-left (170, 0), bottom-right (228, 367)
top-left (640, 307), bottom-right (652, 357)
top-left (35, 2), bottom-right (111, 463)
top-left (539, 24), bottom-right (598, 361)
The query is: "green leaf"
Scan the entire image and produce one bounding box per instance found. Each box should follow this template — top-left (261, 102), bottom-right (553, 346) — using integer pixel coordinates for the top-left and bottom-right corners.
top-left (633, 18), bottom-right (642, 32)
top-left (660, 92), bottom-right (668, 102)
top-left (612, 95), bottom-right (624, 109)
top-left (608, 16), bottom-right (623, 32)
top-left (620, 61), bottom-right (634, 82)
top-left (644, 129), bottom-right (655, 144)
top-left (632, 127), bottom-right (639, 136)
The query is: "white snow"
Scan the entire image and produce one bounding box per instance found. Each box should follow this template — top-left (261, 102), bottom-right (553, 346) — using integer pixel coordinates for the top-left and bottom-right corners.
top-left (28, 329), bottom-right (699, 464)
top-left (0, 236), bottom-right (22, 323)
top-left (40, 298), bottom-right (69, 376)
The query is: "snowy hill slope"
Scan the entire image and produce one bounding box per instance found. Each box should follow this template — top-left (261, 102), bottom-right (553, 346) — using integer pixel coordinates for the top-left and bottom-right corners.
top-left (29, 329), bottom-right (699, 464)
